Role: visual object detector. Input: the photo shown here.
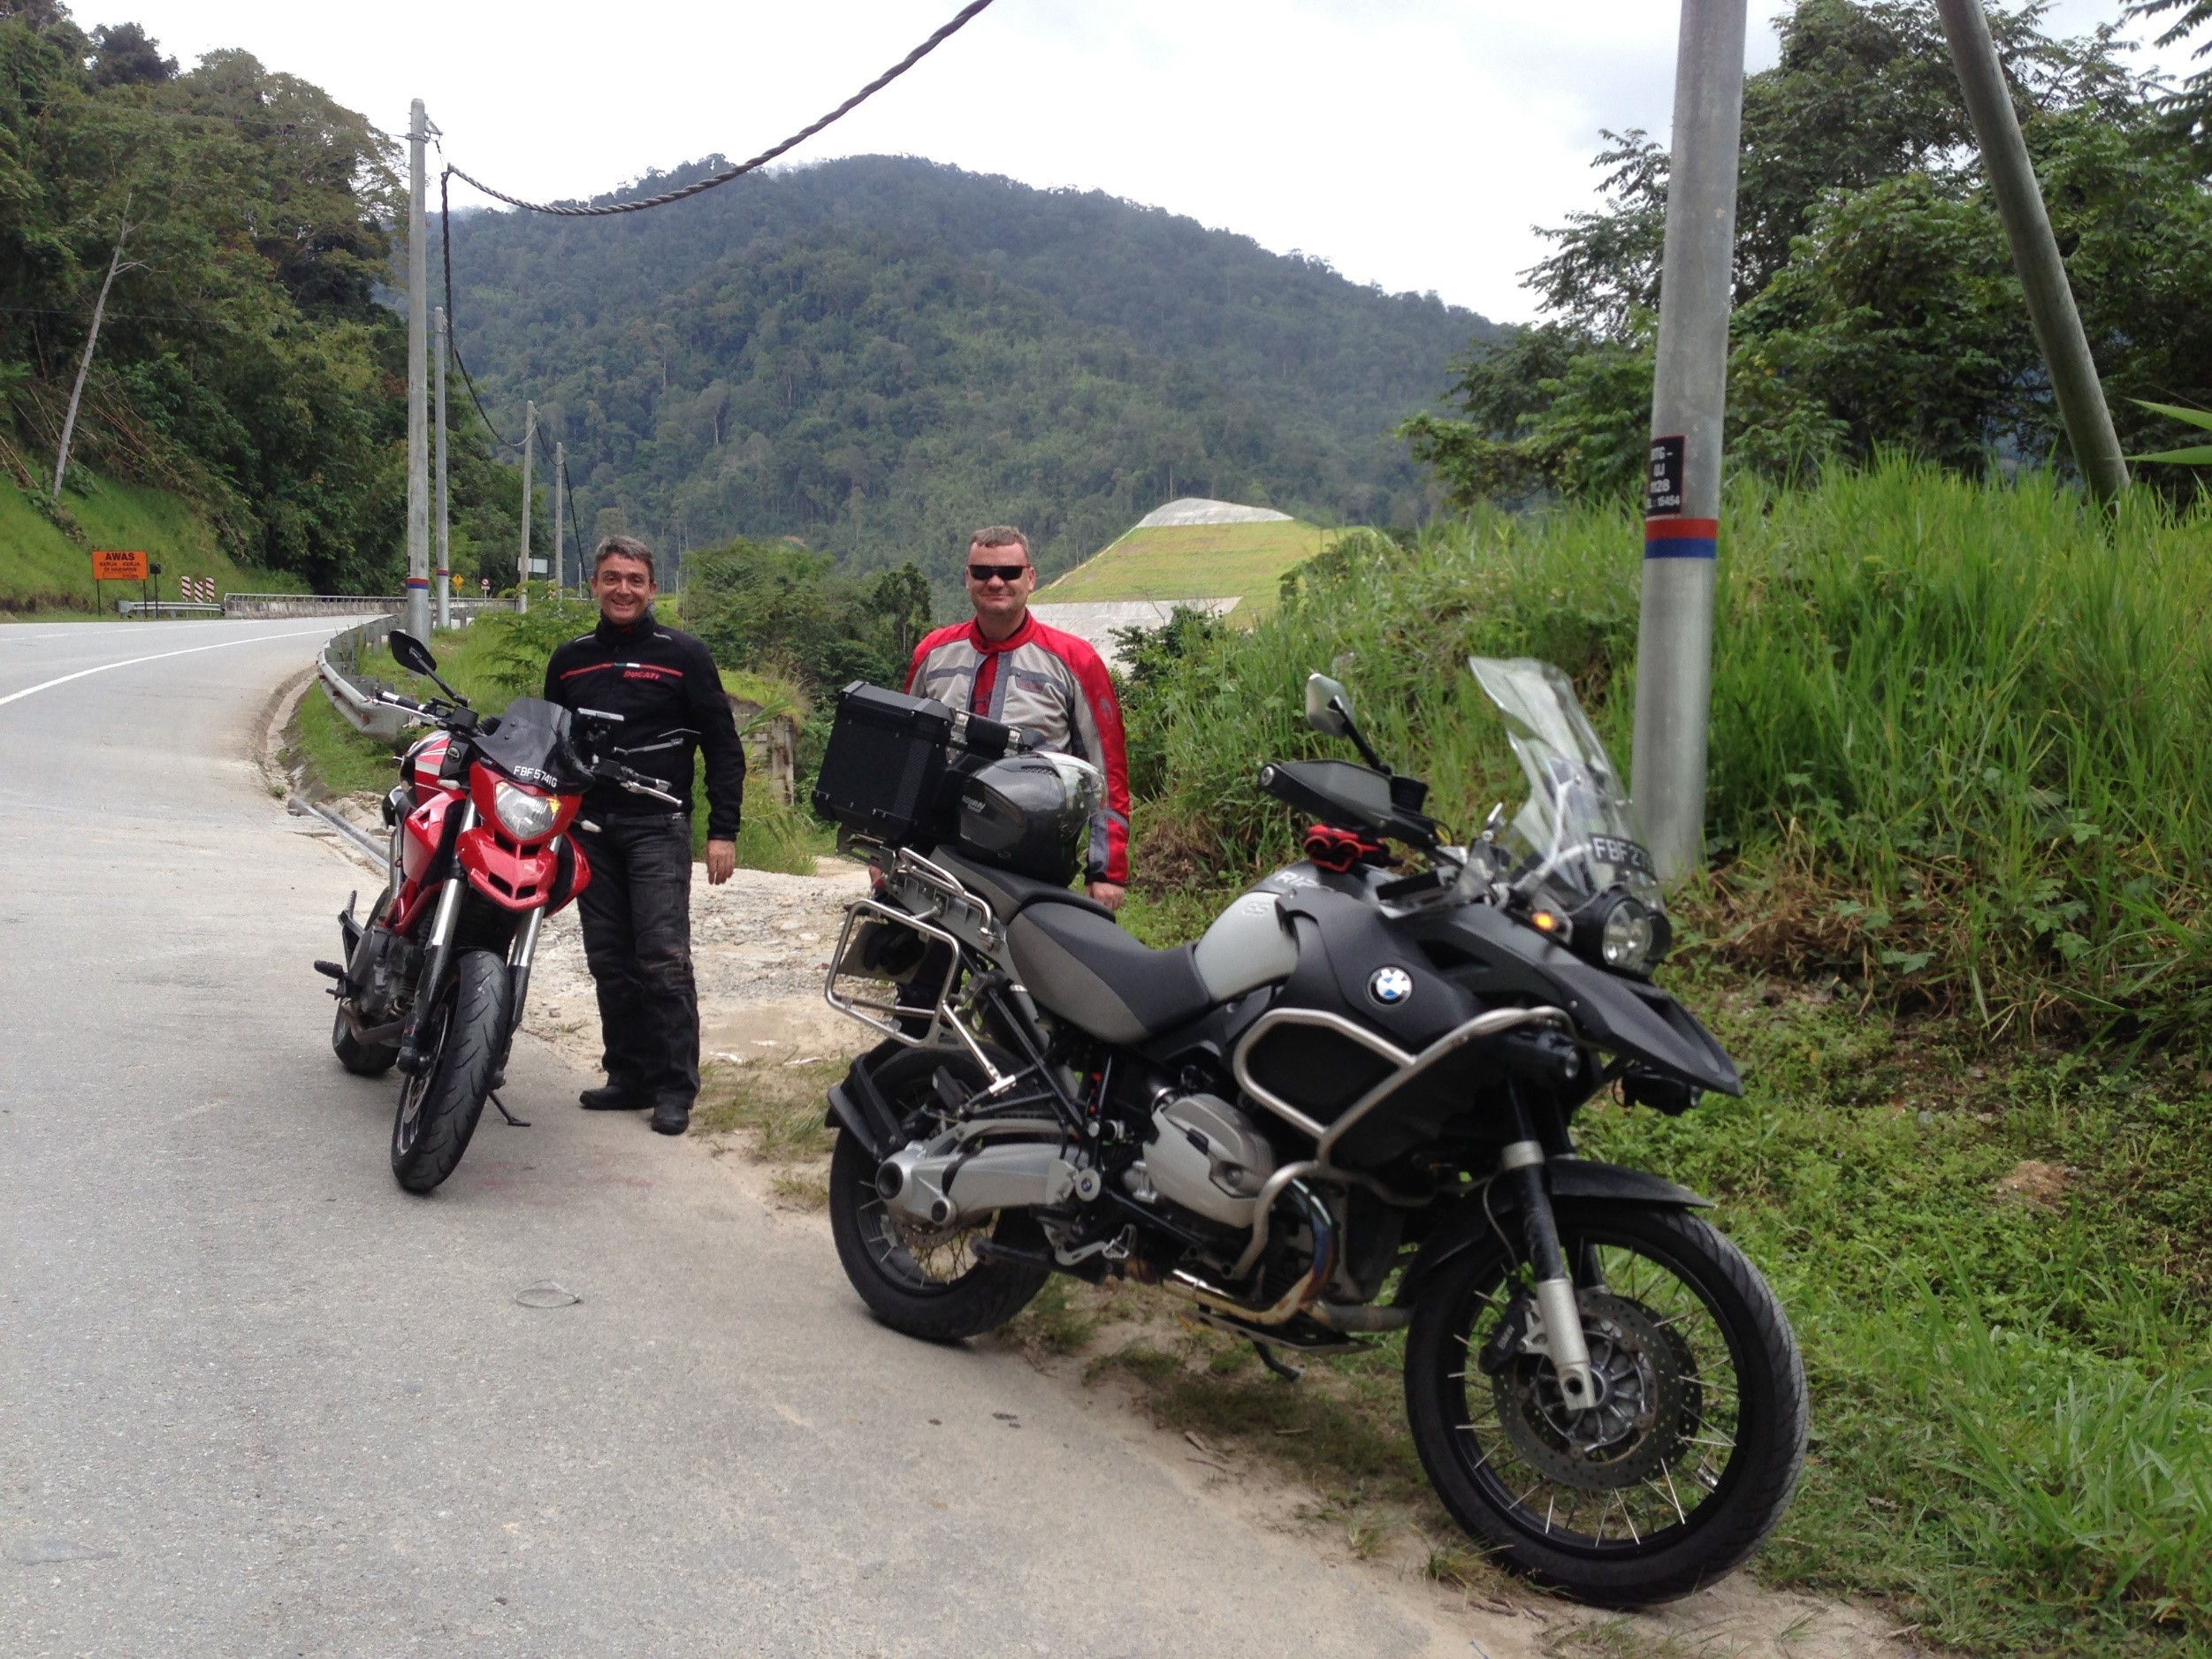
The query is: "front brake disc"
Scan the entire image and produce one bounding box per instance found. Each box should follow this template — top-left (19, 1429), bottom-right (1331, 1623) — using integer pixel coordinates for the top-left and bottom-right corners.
top-left (1493, 1290), bottom-right (1695, 1491)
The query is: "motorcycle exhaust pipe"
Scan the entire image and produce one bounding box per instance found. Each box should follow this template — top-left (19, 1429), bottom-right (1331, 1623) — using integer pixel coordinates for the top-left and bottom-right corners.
top-left (1157, 1179), bottom-right (1338, 1328)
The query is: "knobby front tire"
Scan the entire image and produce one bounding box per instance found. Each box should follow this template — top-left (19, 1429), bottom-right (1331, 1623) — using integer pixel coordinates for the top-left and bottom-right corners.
top-left (389, 949), bottom-right (509, 1195)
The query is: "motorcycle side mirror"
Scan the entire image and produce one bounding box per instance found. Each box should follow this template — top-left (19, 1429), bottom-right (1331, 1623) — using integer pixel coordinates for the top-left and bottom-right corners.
top-left (386, 628), bottom-right (469, 708)
top-left (387, 630), bottom-right (439, 677)
top-left (1304, 672), bottom-right (1389, 773)
top-left (1305, 673), bottom-right (1353, 738)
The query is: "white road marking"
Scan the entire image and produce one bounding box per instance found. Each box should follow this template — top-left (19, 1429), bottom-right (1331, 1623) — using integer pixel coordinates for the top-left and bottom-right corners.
top-left (0, 626), bottom-right (333, 709)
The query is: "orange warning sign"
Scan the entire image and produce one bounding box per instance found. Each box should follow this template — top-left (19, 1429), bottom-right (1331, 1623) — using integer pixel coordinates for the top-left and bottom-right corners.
top-left (92, 549), bottom-right (149, 582)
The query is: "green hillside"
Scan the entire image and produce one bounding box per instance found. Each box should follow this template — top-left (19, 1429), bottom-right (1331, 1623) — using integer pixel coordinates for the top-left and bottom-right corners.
top-left (1037, 519), bottom-right (1337, 620)
top-left (441, 156), bottom-right (1487, 591)
top-left (0, 471), bottom-right (286, 614)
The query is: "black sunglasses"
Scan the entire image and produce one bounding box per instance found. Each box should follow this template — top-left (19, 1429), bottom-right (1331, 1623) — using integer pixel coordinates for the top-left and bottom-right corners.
top-left (966, 563), bottom-right (1029, 583)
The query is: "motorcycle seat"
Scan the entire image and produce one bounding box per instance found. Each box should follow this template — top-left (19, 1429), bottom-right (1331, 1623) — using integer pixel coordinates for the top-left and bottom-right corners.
top-left (930, 849), bottom-right (1115, 923)
top-left (1005, 900), bottom-right (1211, 1046)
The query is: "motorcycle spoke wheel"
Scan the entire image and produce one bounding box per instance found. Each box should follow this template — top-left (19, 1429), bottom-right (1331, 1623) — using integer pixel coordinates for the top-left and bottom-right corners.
top-left (1454, 1244), bottom-right (1737, 1550)
top-left (1406, 1203), bottom-right (1806, 1605)
top-left (855, 1184), bottom-right (993, 1293)
top-left (825, 1046), bottom-right (1049, 1343)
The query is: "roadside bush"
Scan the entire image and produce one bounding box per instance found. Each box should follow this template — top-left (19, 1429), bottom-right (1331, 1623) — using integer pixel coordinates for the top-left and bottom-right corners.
top-left (1130, 458), bottom-right (2212, 1042)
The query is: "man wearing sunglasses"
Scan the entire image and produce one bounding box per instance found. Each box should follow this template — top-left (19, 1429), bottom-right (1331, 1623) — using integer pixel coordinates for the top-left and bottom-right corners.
top-left (905, 525), bottom-right (1130, 907)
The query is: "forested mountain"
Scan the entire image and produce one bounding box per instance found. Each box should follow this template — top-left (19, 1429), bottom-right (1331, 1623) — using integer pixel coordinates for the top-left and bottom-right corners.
top-left (441, 156), bottom-right (1492, 586)
top-left (0, 4), bottom-right (535, 591)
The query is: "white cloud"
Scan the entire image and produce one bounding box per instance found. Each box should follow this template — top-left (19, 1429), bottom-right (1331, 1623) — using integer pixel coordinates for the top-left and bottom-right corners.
top-left (109, 0), bottom-right (2176, 322)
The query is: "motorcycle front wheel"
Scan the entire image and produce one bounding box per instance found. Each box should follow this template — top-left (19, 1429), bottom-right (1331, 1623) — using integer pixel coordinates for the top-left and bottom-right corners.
top-left (827, 1046), bottom-right (1049, 1343)
top-left (1404, 1202), bottom-right (1806, 1607)
top-left (389, 949), bottom-right (509, 1195)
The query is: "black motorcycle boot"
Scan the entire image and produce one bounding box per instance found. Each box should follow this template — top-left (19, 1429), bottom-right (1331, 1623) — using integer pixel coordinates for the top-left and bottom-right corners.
top-left (579, 1082), bottom-right (647, 1111)
top-left (649, 1096), bottom-right (691, 1136)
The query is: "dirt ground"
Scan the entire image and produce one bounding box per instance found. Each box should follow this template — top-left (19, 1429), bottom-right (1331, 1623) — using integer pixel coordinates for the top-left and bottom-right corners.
top-left (297, 770), bottom-right (1919, 1658)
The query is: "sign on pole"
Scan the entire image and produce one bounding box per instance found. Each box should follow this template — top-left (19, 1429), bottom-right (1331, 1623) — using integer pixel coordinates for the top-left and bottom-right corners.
top-left (92, 549), bottom-right (149, 582)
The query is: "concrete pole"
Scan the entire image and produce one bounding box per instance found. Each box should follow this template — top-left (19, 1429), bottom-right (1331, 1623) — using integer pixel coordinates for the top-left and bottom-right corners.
top-left (517, 400), bottom-right (536, 614)
top-left (1933, 0), bottom-right (2128, 499)
top-left (404, 99), bottom-right (431, 642)
top-left (1631, 0), bottom-right (1747, 883)
top-left (552, 441), bottom-right (566, 595)
top-left (433, 305), bottom-right (452, 631)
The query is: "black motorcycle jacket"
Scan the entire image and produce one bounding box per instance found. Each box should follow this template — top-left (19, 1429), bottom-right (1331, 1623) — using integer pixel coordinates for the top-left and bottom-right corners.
top-left (542, 609), bottom-right (745, 838)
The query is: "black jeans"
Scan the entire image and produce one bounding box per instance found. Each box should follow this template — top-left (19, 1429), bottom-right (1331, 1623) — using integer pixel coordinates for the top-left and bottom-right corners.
top-left (576, 813), bottom-right (698, 1107)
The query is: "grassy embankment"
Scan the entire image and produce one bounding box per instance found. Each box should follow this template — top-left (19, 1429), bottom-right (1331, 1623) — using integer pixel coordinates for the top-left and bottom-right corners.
top-left (1072, 462), bottom-right (2210, 1655)
top-left (284, 597), bottom-right (831, 875)
top-left (0, 471), bottom-right (301, 615)
top-left (1037, 517), bottom-right (1337, 623)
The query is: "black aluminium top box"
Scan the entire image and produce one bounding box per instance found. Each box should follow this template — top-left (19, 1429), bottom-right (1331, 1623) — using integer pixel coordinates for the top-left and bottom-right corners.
top-left (812, 681), bottom-right (957, 842)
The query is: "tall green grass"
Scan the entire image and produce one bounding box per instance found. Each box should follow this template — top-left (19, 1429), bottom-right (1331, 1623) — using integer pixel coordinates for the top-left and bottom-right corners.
top-left (1136, 460), bottom-right (2212, 1039)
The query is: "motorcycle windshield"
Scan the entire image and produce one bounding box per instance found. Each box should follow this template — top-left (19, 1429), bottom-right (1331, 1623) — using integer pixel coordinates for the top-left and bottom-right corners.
top-left (475, 696), bottom-right (575, 788)
top-left (1468, 657), bottom-right (1661, 913)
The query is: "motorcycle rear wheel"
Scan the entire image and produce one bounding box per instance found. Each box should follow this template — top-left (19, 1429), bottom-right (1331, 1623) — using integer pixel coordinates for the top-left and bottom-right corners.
top-left (389, 949), bottom-right (509, 1195)
top-left (332, 1005), bottom-right (399, 1077)
top-left (1404, 1202), bottom-right (1806, 1606)
top-left (827, 1047), bottom-right (1049, 1343)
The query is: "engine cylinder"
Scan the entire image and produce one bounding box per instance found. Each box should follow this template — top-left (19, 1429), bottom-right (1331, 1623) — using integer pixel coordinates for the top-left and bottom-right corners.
top-left (1140, 1093), bottom-right (1275, 1229)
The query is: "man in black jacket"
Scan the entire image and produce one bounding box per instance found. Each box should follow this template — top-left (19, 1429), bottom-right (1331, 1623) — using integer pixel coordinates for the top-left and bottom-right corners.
top-left (543, 536), bottom-right (745, 1136)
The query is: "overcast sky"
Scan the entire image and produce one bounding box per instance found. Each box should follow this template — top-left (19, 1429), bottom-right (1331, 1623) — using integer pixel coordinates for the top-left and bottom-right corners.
top-left (112, 0), bottom-right (2175, 323)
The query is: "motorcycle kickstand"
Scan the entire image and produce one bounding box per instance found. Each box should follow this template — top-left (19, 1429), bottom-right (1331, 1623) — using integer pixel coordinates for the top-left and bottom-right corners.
top-left (487, 1091), bottom-right (530, 1128)
top-left (1253, 1341), bottom-right (1303, 1383)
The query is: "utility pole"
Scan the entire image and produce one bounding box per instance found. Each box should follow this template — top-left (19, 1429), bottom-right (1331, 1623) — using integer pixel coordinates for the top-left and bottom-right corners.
top-left (1934, 0), bottom-right (2127, 498)
top-left (53, 215), bottom-right (140, 501)
top-left (433, 305), bottom-right (452, 630)
top-left (404, 99), bottom-right (431, 642)
top-left (1631, 0), bottom-right (1747, 882)
top-left (517, 399), bottom-right (536, 615)
top-left (552, 441), bottom-right (566, 595)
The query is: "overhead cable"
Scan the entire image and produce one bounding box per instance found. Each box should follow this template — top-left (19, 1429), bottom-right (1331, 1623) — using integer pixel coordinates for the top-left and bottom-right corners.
top-left (440, 0), bottom-right (996, 218)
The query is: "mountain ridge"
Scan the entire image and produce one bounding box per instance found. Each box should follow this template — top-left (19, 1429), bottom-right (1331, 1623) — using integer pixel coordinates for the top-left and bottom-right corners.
top-left (440, 155), bottom-right (1493, 590)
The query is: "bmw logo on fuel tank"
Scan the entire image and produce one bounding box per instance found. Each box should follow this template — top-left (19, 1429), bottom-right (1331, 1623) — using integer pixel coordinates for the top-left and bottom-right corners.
top-left (1368, 967), bottom-right (1414, 1006)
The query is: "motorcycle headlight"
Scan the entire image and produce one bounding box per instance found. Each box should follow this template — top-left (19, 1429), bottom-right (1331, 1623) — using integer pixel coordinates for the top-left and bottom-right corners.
top-left (492, 779), bottom-right (560, 841)
top-left (1598, 896), bottom-right (1661, 972)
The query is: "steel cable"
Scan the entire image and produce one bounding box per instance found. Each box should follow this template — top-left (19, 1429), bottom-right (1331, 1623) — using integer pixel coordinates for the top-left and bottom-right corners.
top-left (440, 0), bottom-right (995, 218)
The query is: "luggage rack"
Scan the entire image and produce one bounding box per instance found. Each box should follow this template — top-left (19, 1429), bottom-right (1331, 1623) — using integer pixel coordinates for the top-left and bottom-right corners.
top-left (823, 845), bottom-right (1015, 1092)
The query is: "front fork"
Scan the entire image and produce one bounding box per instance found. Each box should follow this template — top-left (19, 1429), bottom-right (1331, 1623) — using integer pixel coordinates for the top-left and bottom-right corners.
top-left (1501, 1115), bottom-right (1598, 1412)
top-left (396, 802), bottom-right (477, 1075)
top-left (493, 902), bottom-right (546, 1084)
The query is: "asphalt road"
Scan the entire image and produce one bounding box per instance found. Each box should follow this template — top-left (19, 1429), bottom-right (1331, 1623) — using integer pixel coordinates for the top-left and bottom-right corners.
top-left (0, 620), bottom-right (1479, 1657)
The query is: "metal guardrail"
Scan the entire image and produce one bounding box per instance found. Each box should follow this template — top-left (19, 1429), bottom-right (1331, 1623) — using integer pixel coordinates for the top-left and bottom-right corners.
top-left (313, 602), bottom-right (518, 741)
top-left (228, 592), bottom-right (521, 620)
top-left (115, 601), bottom-right (224, 618)
top-left (225, 592), bottom-right (400, 619)
top-left (317, 614), bottom-right (409, 740)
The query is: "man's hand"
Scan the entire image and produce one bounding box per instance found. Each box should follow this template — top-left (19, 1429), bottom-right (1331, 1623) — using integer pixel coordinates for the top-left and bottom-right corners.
top-left (706, 839), bottom-right (736, 886)
top-left (1087, 880), bottom-right (1125, 912)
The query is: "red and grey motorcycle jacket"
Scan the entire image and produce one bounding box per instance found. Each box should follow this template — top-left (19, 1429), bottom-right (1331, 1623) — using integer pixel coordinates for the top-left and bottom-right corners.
top-left (904, 613), bottom-right (1131, 885)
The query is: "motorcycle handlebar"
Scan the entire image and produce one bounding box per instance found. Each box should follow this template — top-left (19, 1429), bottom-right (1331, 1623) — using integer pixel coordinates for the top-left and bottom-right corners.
top-left (551, 729), bottom-right (684, 807)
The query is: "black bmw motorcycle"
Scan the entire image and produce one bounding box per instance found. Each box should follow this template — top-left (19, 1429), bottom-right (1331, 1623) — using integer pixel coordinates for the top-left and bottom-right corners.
top-left (814, 657), bottom-right (1804, 1605)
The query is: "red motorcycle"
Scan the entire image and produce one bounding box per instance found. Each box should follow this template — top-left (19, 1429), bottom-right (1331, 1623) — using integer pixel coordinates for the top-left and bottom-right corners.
top-left (317, 629), bottom-right (682, 1192)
